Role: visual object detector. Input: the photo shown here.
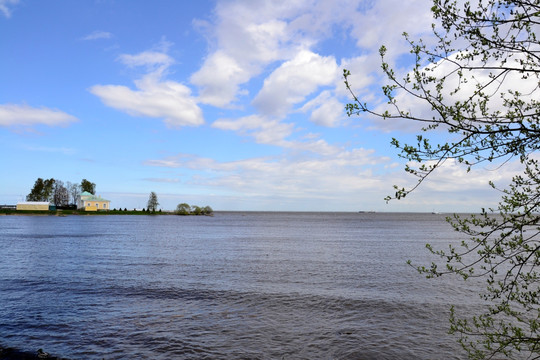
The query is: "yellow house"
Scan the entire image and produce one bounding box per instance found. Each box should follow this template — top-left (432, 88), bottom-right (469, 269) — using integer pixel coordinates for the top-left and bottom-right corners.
top-left (77, 192), bottom-right (111, 211)
top-left (16, 201), bottom-right (50, 211)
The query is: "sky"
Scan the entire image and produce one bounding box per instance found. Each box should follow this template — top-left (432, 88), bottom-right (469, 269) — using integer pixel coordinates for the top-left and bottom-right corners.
top-left (0, 0), bottom-right (517, 212)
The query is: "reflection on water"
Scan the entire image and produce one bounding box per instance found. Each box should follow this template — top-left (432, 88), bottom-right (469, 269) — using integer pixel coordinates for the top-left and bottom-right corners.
top-left (0, 212), bottom-right (480, 359)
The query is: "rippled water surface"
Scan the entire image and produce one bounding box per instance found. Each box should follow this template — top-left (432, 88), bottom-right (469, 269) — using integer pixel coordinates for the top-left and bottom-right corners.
top-left (0, 212), bottom-right (483, 359)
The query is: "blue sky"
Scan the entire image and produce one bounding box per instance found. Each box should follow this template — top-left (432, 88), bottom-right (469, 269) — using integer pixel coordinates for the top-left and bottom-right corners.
top-left (0, 0), bottom-right (513, 212)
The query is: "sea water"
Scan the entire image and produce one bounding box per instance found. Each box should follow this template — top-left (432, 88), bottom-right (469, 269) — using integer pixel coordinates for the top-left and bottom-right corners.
top-left (0, 212), bottom-right (483, 359)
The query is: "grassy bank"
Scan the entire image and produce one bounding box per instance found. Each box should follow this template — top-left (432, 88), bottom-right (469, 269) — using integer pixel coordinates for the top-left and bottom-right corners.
top-left (0, 209), bottom-right (176, 216)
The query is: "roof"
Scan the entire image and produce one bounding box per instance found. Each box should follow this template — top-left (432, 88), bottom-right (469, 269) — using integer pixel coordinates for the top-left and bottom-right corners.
top-left (80, 192), bottom-right (110, 202)
top-left (17, 201), bottom-right (50, 205)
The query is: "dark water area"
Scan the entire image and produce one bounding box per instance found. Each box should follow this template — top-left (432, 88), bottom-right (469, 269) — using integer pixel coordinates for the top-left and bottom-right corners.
top-left (0, 212), bottom-right (484, 359)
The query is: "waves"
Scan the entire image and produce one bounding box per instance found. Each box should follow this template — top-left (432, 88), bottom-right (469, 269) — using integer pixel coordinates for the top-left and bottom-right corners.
top-left (0, 213), bottom-right (475, 359)
top-left (0, 276), bottom-right (466, 359)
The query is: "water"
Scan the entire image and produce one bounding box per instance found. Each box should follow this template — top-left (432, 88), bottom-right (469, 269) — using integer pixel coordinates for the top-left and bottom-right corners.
top-left (0, 212), bottom-right (483, 359)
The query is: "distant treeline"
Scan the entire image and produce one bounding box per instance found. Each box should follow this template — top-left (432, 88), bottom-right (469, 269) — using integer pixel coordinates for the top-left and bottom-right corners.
top-left (175, 203), bottom-right (213, 215)
top-left (26, 178), bottom-right (96, 206)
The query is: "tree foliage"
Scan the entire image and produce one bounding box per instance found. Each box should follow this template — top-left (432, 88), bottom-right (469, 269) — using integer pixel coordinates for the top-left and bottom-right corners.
top-left (147, 191), bottom-right (159, 212)
top-left (175, 203), bottom-right (213, 216)
top-left (27, 178), bottom-right (94, 205)
top-left (81, 179), bottom-right (96, 195)
top-left (26, 178), bottom-right (55, 202)
top-left (345, 0), bottom-right (540, 358)
top-left (52, 180), bottom-right (69, 207)
top-left (175, 203), bottom-right (191, 215)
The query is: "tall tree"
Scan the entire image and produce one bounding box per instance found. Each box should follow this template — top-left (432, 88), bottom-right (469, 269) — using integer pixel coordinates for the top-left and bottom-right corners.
top-left (80, 179), bottom-right (96, 195)
top-left (66, 181), bottom-right (80, 205)
top-left (26, 178), bottom-right (45, 202)
top-left (26, 178), bottom-right (55, 202)
top-left (52, 180), bottom-right (69, 207)
top-left (147, 191), bottom-right (159, 212)
top-left (345, 1), bottom-right (540, 358)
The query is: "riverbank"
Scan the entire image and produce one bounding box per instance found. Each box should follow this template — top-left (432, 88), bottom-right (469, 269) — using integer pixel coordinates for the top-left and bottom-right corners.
top-left (0, 209), bottom-right (212, 216)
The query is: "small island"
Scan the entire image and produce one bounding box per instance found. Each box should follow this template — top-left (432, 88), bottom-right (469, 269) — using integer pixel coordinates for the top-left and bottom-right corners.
top-left (1, 178), bottom-right (213, 216)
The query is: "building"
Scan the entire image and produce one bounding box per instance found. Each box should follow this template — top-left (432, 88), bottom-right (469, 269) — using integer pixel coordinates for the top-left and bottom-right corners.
top-left (16, 202), bottom-right (51, 211)
top-left (77, 192), bottom-right (111, 211)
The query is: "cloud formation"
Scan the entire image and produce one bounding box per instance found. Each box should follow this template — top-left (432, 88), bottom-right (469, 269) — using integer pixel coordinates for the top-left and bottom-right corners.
top-left (252, 50), bottom-right (338, 117)
top-left (142, 145), bottom-right (513, 212)
top-left (82, 30), bottom-right (112, 41)
top-left (118, 51), bottom-right (173, 68)
top-left (190, 51), bottom-right (251, 107)
top-left (0, 0), bottom-right (18, 18)
top-left (90, 49), bottom-right (203, 128)
top-left (100, 0), bottom-right (471, 210)
top-left (0, 104), bottom-right (78, 127)
top-left (300, 91), bottom-right (344, 127)
top-left (144, 148), bottom-right (388, 201)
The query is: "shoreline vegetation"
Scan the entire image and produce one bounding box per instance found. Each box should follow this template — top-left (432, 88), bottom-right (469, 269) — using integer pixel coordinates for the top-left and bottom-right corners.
top-left (0, 208), bottom-right (214, 216)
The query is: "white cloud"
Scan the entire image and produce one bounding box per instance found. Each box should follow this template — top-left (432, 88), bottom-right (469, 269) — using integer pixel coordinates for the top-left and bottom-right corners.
top-left (189, 0), bottom-right (435, 110)
top-left (0, 0), bottom-right (18, 18)
top-left (252, 50), bottom-right (338, 117)
top-left (190, 51), bottom-right (251, 107)
top-left (143, 178), bottom-right (181, 183)
top-left (91, 50), bottom-right (203, 128)
top-left (0, 104), bottom-right (78, 127)
top-left (213, 114), bottom-right (347, 155)
top-left (365, 51), bottom-right (540, 133)
top-left (300, 91), bottom-right (344, 127)
top-left (392, 157), bottom-right (521, 211)
top-left (91, 74), bottom-right (203, 128)
top-left (144, 148), bottom-right (389, 201)
top-left (141, 144), bottom-right (515, 212)
top-left (213, 114), bottom-right (295, 146)
top-left (309, 99), bottom-right (343, 127)
top-left (190, 0), bottom-right (366, 108)
top-left (414, 158), bottom-right (521, 193)
top-left (349, 0), bottom-right (434, 59)
top-left (190, 2), bottom-right (300, 107)
top-left (118, 51), bottom-right (173, 68)
top-left (212, 114), bottom-right (264, 132)
top-left (338, 55), bottom-right (382, 98)
top-left (82, 30), bottom-right (112, 41)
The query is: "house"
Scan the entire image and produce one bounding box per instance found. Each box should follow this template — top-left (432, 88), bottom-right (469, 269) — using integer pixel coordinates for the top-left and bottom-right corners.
top-left (16, 201), bottom-right (51, 211)
top-left (77, 192), bottom-right (111, 211)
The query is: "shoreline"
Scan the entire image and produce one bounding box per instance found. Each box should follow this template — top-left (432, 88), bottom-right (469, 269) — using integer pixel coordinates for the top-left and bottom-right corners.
top-left (0, 210), bottom-right (213, 216)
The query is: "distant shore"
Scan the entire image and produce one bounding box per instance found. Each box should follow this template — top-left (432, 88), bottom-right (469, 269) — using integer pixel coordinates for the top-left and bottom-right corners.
top-left (0, 209), bottom-right (215, 216)
top-left (0, 209), bottom-right (172, 216)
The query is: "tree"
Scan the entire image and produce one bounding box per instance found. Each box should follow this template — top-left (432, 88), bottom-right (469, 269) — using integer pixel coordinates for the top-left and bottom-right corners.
top-left (80, 179), bottom-right (96, 194)
top-left (147, 191), bottom-right (159, 212)
top-left (190, 205), bottom-right (202, 215)
top-left (66, 181), bottom-right (80, 205)
top-left (26, 178), bottom-right (45, 202)
top-left (202, 206), bottom-right (214, 215)
top-left (52, 180), bottom-right (69, 207)
top-left (26, 178), bottom-right (55, 202)
top-left (175, 203), bottom-right (191, 215)
top-left (345, 1), bottom-right (540, 358)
